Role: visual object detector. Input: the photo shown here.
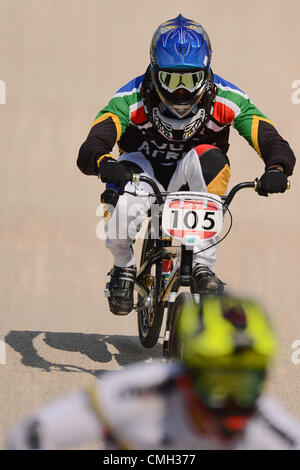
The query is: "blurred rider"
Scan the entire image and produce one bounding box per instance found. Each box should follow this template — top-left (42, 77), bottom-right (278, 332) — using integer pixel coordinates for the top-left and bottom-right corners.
top-left (77, 14), bottom-right (295, 316)
top-left (7, 295), bottom-right (300, 450)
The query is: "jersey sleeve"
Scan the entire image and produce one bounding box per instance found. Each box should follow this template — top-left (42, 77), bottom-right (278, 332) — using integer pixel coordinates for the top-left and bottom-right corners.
top-left (214, 75), bottom-right (296, 176)
top-left (77, 74), bottom-right (145, 175)
top-left (6, 390), bottom-right (103, 450)
top-left (254, 395), bottom-right (300, 449)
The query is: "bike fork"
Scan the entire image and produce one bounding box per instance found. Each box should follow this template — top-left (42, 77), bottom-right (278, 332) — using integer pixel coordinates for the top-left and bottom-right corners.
top-left (162, 245), bottom-right (199, 357)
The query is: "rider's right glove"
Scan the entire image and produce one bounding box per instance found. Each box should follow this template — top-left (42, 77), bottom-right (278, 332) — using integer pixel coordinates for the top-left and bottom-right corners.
top-left (258, 167), bottom-right (288, 197)
top-left (97, 155), bottom-right (128, 195)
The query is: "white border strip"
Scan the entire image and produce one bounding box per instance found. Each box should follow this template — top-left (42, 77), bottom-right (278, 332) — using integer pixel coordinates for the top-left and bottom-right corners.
top-left (114, 82), bottom-right (143, 98)
top-left (0, 80), bottom-right (6, 104)
top-left (0, 340), bottom-right (6, 364)
top-left (215, 95), bottom-right (241, 119)
top-left (129, 100), bottom-right (144, 113)
top-left (217, 83), bottom-right (249, 100)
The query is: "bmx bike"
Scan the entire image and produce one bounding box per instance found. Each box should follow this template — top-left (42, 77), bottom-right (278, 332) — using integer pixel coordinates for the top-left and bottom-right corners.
top-left (126, 173), bottom-right (270, 358)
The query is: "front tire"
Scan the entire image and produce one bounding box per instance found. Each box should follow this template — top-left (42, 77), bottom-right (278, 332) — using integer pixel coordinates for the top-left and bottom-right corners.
top-left (137, 222), bottom-right (164, 348)
top-left (168, 292), bottom-right (195, 359)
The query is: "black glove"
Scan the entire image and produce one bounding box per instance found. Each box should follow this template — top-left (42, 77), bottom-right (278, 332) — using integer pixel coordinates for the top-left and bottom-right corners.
top-left (98, 157), bottom-right (128, 195)
top-left (100, 188), bottom-right (120, 207)
top-left (258, 168), bottom-right (288, 197)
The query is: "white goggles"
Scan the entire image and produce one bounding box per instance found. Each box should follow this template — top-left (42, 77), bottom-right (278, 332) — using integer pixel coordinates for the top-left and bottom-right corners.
top-left (158, 70), bottom-right (205, 93)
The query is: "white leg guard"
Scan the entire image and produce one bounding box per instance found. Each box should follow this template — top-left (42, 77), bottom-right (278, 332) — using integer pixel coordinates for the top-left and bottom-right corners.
top-left (167, 147), bottom-right (207, 193)
top-left (105, 189), bottom-right (151, 267)
top-left (192, 240), bottom-right (218, 267)
top-left (105, 152), bottom-right (163, 268)
top-left (168, 148), bottom-right (218, 267)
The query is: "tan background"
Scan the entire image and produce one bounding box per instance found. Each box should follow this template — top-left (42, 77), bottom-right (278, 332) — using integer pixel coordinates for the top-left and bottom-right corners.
top-left (0, 0), bottom-right (299, 449)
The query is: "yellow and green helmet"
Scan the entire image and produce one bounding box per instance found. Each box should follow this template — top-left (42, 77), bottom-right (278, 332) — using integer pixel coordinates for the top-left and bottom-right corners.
top-left (177, 294), bottom-right (278, 371)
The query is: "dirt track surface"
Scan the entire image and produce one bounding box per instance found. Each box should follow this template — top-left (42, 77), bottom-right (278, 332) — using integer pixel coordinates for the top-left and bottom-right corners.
top-left (0, 0), bottom-right (300, 449)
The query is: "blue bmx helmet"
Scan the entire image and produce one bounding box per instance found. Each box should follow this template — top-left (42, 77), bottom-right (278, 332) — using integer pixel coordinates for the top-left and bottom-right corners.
top-left (150, 14), bottom-right (212, 118)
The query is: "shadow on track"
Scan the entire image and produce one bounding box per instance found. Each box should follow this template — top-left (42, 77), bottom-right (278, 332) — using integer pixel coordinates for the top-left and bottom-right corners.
top-left (5, 331), bottom-right (163, 377)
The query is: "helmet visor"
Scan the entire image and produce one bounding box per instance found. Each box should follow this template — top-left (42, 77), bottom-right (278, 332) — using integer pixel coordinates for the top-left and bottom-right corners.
top-left (158, 70), bottom-right (205, 93)
top-left (191, 370), bottom-right (265, 410)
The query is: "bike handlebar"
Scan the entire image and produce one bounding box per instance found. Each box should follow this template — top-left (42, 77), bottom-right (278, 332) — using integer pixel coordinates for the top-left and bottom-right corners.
top-left (101, 173), bottom-right (290, 206)
top-left (223, 180), bottom-right (258, 210)
top-left (132, 173), bottom-right (165, 205)
top-left (131, 173), bottom-right (291, 209)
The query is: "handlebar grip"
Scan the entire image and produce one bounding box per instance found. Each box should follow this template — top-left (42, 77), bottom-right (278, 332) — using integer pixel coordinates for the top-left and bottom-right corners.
top-left (100, 187), bottom-right (119, 206)
top-left (100, 172), bottom-right (134, 206)
top-left (254, 178), bottom-right (291, 192)
top-left (254, 178), bottom-right (260, 192)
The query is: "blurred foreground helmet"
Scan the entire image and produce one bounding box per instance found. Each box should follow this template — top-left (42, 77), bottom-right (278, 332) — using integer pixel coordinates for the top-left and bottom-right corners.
top-left (176, 295), bottom-right (277, 438)
top-left (150, 14), bottom-right (212, 118)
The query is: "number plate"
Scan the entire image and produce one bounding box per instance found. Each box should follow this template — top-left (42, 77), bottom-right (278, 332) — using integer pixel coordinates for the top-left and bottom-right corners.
top-left (162, 192), bottom-right (223, 246)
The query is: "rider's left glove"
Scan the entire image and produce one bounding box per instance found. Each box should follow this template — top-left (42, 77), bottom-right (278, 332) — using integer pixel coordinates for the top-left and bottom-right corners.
top-left (97, 154), bottom-right (128, 195)
top-left (258, 167), bottom-right (288, 196)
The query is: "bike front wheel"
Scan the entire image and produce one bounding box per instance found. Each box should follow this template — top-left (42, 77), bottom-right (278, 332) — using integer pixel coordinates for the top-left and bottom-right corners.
top-left (137, 221), bottom-right (165, 348)
top-left (167, 291), bottom-right (195, 359)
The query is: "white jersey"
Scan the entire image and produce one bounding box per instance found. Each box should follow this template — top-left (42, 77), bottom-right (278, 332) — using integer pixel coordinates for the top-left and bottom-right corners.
top-left (7, 360), bottom-right (300, 450)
